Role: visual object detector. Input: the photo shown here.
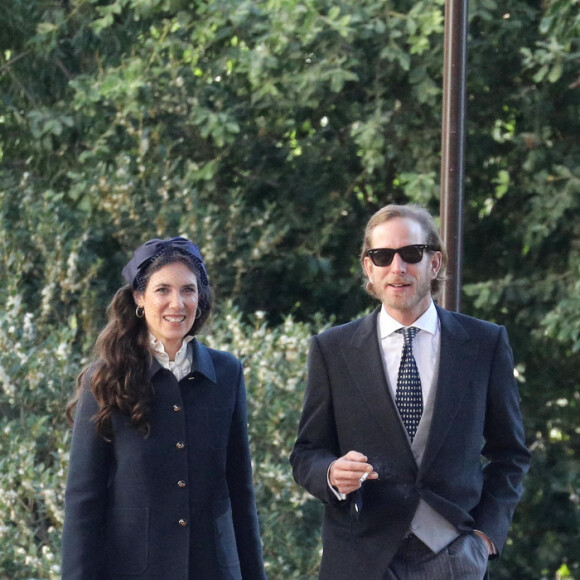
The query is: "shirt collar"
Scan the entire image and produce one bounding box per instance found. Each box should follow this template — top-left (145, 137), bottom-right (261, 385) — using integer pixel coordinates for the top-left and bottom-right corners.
top-left (147, 336), bottom-right (218, 384)
top-left (378, 301), bottom-right (439, 338)
top-left (149, 333), bottom-right (195, 366)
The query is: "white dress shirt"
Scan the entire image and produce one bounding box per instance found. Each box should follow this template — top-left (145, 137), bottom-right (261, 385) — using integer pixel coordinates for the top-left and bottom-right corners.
top-left (378, 301), bottom-right (440, 404)
top-left (149, 333), bottom-right (194, 381)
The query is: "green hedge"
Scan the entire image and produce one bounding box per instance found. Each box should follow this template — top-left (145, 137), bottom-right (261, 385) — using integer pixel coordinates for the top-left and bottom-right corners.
top-left (0, 300), bottom-right (328, 579)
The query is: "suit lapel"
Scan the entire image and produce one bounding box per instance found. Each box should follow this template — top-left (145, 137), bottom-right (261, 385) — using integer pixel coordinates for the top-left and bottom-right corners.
top-left (341, 309), bottom-right (412, 452)
top-left (339, 306), bottom-right (479, 472)
top-left (419, 306), bottom-right (478, 474)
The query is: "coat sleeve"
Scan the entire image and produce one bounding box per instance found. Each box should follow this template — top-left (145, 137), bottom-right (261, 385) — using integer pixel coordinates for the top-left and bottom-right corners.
top-left (472, 326), bottom-right (531, 553)
top-left (61, 373), bottom-right (112, 579)
top-left (289, 336), bottom-right (346, 507)
top-left (226, 361), bottom-right (267, 580)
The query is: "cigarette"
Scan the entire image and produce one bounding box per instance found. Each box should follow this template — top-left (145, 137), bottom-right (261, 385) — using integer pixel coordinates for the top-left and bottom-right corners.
top-left (359, 472), bottom-right (370, 484)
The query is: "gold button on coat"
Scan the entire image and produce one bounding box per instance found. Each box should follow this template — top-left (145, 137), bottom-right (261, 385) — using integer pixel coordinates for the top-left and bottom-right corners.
top-left (178, 519), bottom-right (188, 527)
top-left (176, 442), bottom-right (185, 449)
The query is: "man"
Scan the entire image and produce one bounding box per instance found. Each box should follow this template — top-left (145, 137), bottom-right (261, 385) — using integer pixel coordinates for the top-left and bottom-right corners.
top-left (290, 204), bottom-right (531, 579)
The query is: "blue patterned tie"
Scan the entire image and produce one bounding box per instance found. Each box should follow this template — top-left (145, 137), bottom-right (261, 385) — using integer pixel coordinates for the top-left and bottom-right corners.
top-left (395, 327), bottom-right (423, 441)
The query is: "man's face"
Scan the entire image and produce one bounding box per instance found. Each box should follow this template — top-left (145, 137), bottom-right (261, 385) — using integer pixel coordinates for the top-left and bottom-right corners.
top-left (363, 217), bottom-right (442, 325)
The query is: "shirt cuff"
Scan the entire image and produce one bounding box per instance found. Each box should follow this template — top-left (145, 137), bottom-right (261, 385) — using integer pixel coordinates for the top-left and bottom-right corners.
top-left (327, 461), bottom-right (346, 501)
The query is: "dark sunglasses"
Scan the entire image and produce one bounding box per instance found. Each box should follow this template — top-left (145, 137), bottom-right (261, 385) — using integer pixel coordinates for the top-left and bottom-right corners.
top-left (366, 244), bottom-right (434, 267)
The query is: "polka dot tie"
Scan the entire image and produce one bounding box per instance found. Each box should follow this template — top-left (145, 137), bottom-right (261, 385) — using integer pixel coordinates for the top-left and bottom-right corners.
top-left (395, 327), bottom-right (423, 442)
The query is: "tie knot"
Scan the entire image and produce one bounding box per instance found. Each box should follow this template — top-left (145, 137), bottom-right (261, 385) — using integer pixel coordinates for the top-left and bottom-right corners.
top-left (396, 326), bottom-right (419, 345)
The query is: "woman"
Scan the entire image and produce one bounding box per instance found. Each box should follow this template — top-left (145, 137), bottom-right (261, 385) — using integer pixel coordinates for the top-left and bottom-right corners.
top-left (61, 237), bottom-right (266, 580)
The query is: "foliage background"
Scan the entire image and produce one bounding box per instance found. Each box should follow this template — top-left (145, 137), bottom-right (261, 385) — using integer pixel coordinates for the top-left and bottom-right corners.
top-left (1, 0), bottom-right (578, 578)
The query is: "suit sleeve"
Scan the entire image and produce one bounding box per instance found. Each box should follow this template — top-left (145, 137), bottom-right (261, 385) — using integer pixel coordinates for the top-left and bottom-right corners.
top-left (226, 361), bottom-right (267, 580)
top-left (61, 374), bottom-right (111, 579)
top-left (290, 336), bottom-right (346, 507)
top-left (472, 326), bottom-right (531, 553)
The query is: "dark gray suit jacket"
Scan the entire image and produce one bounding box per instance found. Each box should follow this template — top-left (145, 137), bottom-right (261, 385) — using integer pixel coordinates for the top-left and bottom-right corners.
top-left (62, 340), bottom-right (266, 580)
top-left (290, 306), bottom-right (531, 580)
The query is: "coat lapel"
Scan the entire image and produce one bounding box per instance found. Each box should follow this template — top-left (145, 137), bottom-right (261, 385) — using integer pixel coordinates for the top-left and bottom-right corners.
top-left (419, 306), bottom-right (478, 474)
top-left (341, 309), bottom-right (412, 452)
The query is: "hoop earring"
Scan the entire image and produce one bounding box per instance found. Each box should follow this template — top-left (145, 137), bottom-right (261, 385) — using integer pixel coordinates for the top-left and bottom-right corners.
top-left (136, 306), bottom-right (145, 318)
top-left (196, 307), bottom-right (202, 319)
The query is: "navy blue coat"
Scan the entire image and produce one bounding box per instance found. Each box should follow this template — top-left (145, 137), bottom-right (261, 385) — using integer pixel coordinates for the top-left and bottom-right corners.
top-left (290, 306), bottom-right (531, 580)
top-left (61, 340), bottom-right (266, 580)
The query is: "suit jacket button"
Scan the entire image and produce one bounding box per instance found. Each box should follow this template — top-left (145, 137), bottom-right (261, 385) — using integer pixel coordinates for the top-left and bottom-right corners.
top-left (176, 442), bottom-right (186, 449)
top-left (177, 480), bottom-right (186, 488)
top-left (173, 405), bottom-right (182, 412)
top-left (178, 519), bottom-right (188, 527)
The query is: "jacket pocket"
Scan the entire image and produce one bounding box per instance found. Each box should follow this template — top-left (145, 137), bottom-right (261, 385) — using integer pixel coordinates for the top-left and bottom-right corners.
top-left (104, 507), bottom-right (149, 575)
top-left (213, 497), bottom-right (241, 573)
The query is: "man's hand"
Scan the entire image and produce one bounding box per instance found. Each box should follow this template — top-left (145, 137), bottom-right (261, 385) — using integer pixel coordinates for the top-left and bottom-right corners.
top-left (474, 530), bottom-right (497, 556)
top-left (329, 450), bottom-right (379, 495)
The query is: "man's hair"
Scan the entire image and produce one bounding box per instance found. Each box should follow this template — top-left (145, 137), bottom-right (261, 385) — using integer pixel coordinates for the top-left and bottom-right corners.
top-left (360, 203), bottom-right (448, 298)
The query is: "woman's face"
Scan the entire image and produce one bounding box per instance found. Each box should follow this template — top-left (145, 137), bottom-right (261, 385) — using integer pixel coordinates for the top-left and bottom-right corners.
top-left (134, 261), bottom-right (199, 359)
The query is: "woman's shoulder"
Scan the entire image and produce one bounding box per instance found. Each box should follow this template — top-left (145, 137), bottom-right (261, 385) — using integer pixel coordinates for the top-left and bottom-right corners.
top-left (78, 359), bottom-right (104, 385)
top-left (197, 341), bottom-right (241, 366)
top-left (193, 341), bottom-right (244, 379)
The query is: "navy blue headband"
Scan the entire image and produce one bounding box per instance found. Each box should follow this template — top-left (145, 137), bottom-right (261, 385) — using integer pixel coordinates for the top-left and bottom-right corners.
top-left (122, 237), bottom-right (209, 288)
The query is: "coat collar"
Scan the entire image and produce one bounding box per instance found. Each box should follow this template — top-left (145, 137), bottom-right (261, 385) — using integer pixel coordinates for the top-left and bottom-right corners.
top-left (190, 339), bottom-right (217, 383)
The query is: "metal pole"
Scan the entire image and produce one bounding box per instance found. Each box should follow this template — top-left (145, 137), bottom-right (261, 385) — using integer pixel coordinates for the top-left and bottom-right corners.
top-left (440, 0), bottom-right (468, 312)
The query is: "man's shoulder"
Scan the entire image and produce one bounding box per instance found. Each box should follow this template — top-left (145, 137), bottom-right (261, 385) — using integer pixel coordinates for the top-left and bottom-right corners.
top-left (438, 305), bottom-right (505, 336)
top-left (316, 309), bottom-right (377, 343)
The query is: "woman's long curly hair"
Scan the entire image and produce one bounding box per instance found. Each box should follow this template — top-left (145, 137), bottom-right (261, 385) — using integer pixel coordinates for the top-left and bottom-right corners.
top-left (66, 252), bottom-right (213, 438)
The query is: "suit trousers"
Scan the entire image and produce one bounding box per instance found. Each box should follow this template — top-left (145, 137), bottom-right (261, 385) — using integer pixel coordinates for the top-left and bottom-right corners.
top-left (385, 533), bottom-right (489, 580)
